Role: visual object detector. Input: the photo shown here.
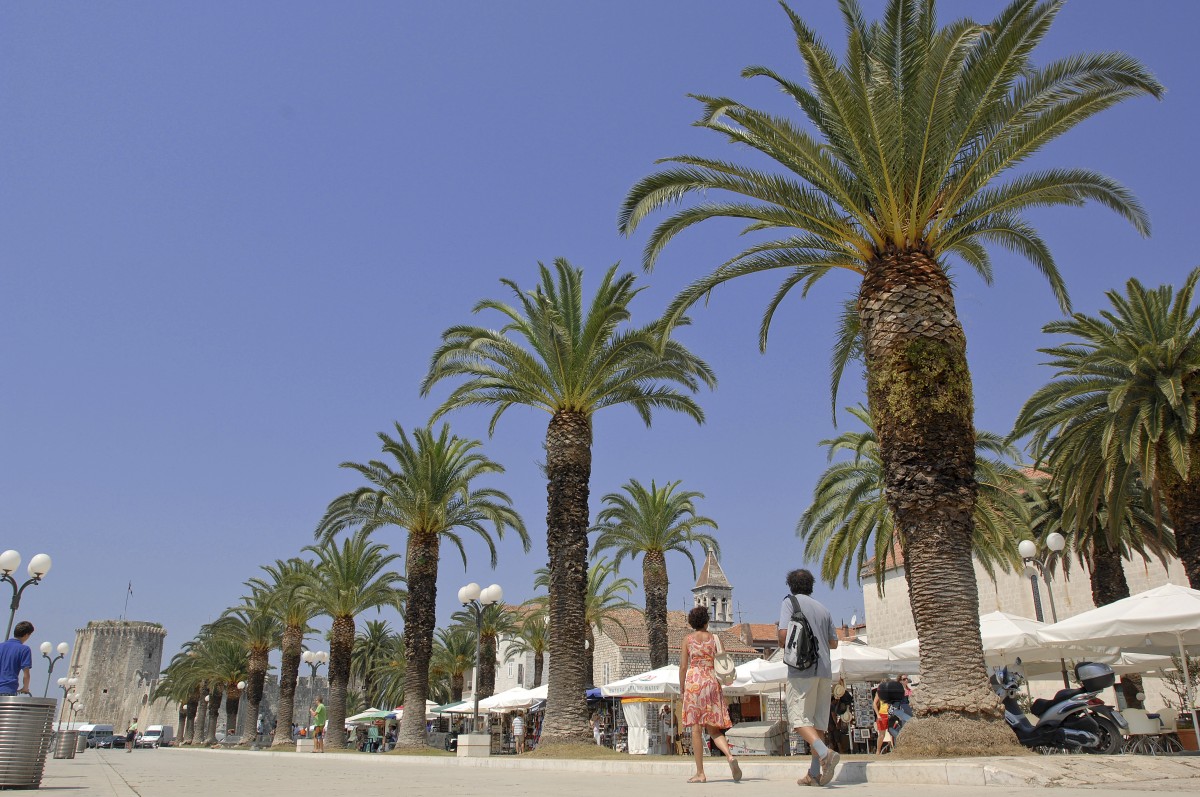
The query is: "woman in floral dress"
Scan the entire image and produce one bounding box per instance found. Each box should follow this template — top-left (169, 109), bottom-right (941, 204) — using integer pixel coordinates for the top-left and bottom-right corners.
top-left (679, 606), bottom-right (741, 783)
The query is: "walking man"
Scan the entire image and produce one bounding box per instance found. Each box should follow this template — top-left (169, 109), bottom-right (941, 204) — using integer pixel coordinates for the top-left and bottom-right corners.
top-left (512, 712), bottom-right (525, 754)
top-left (125, 717), bottom-right (138, 753)
top-left (0, 620), bottom-right (34, 696)
top-left (777, 569), bottom-right (839, 786)
top-left (310, 697), bottom-right (326, 753)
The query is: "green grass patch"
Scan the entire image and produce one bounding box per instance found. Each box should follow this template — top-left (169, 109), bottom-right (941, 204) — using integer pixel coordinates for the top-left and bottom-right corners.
top-left (523, 742), bottom-right (628, 760)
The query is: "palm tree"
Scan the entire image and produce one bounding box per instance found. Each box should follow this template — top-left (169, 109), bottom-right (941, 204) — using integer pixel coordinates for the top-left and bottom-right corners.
top-left (246, 558), bottom-right (316, 748)
top-left (505, 605), bottom-right (550, 687)
top-left (1012, 268), bottom-right (1200, 588)
top-left (431, 625), bottom-right (476, 702)
top-left (301, 529), bottom-right (405, 750)
top-left (353, 619), bottom-right (398, 708)
top-left (532, 558), bottom-right (638, 686)
top-left (798, 405), bottom-right (1029, 592)
top-left (422, 259), bottom-right (715, 742)
top-left (315, 422), bottom-right (526, 749)
top-left (211, 594), bottom-right (282, 745)
top-left (154, 650), bottom-right (205, 745)
top-left (451, 603), bottom-right (521, 700)
top-left (619, 0), bottom-right (1161, 735)
top-left (591, 479), bottom-right (719, 669)
top-left (363, 630), bottom-right (407, 711)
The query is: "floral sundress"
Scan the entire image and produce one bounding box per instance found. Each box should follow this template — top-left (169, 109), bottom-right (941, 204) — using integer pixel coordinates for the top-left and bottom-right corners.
top-left (681, 634), bottom-right (732, 729)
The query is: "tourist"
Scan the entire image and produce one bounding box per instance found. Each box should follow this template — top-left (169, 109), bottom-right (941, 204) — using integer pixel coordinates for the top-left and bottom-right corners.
top-left (0, 620), bottom-right (34, 696)
top-left (512, 712), bottom-right (525, 754)
top-left (125, 717), bottom-right (138, 753)
top-left (679, 605), bottom-right (741, 784)
top-left (873, 687), bottom-right (891, 753)
top-left (590, 713), bottom-right (603, 746)
top-left (777, 568), bottom-right (839, 787)
top-left (310, 697), bottom-right (326, 753)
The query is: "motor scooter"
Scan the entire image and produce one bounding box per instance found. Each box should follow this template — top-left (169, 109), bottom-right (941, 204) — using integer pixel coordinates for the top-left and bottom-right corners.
top-left (991, 661), bottom-right (1126, 754)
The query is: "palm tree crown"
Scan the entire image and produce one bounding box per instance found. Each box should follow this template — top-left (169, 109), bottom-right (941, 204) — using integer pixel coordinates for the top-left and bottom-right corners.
top-left (591, 478), bottom-right (719, 668)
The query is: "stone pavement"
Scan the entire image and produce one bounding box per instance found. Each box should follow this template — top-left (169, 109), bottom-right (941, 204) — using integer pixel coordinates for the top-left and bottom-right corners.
top-left (39, 747), bottom-right (1200, 797)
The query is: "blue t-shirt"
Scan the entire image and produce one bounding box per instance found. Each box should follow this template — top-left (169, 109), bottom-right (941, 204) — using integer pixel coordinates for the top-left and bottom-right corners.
top-left (0, 639), bottom-right (32, 693)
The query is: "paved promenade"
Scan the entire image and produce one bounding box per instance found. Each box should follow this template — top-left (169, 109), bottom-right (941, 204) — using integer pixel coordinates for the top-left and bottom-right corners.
top-left (40, 748), bottom-right (1199, 796)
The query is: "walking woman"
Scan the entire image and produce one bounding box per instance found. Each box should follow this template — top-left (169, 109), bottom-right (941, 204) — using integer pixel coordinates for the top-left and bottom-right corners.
top-left (679, 606), bottom-right (741, 784)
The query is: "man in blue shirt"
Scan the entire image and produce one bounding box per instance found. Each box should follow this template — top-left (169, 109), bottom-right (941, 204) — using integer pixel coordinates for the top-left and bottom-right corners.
top-left (0, 620), bottom-right (35, 696)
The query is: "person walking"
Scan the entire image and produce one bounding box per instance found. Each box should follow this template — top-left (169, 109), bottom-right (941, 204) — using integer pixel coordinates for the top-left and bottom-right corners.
top-left (679, 605), bottom-right (741, 784)
top-left (310, 697), bottom-right (326, 753)
top-left (777, 569), bottom-right (839, 787)
top-left (0, 620), bottom-right (34, 696)
top-left (511, 712), bottom-right (525, 754)
top-left (873, 687), bottom-right (891, 754)
top-left (125, 717), bottom-right (138, 753)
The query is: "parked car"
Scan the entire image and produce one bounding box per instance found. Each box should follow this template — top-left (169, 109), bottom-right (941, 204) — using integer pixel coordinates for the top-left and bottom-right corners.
top-left (140, 726), bottom-right (174, 748)
top-left (78, 724), bottom-right (115, 749)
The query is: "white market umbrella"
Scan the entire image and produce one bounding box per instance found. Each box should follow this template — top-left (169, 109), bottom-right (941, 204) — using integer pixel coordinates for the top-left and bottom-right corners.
top-left (833, 643), bottom-right (919, 680)
top-left (476, 687), bottom-right (533, 712)
top-left (730, 657), bottom-right (788, 695)
top-left (1038, 583), bottom-right (1200, 732)
top-left (890, 610), bottom-right (1102, 666)
top-left (601, 665), bottom-right (682, 698)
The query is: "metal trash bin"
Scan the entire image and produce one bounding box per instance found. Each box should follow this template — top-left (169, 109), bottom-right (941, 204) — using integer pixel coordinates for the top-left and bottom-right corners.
top-left (0, 695), bottom-right (57, 788)
top-left (76, 733), bottom-right (88, 753)
top-left (54, 730), bottom-right (78, 760)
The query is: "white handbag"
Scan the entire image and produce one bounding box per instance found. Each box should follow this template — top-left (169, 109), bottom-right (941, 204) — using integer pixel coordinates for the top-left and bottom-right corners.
top-left (713, 635), bottom-right (736, 686)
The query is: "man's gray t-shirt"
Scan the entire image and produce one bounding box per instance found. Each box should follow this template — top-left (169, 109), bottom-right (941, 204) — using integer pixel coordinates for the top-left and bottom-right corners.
top-left (778, 593), bottom-right (836, 680)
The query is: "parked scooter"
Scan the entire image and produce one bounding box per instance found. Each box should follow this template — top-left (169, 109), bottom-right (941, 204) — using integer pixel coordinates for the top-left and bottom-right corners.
top-left (991, 661), bottom-right (1126, 754)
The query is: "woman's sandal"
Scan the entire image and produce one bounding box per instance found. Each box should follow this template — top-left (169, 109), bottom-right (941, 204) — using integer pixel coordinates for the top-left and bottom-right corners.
top-left (687, 775), bottom-right (707, 784)
top-left (729, 758), bottom-right (743, 783)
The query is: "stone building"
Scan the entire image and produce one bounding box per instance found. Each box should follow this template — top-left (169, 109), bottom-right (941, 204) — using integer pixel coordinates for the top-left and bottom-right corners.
top-left (592, 608), bottom-right (758, 686)
top-left (691, 548), bottom-right (734, 631)
top-left (68, 620), bottom-right (169, 729)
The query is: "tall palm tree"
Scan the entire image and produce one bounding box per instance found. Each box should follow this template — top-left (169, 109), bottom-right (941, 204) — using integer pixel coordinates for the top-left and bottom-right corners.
top-left (619, 0), bottom-right (1161, 734)
top-left (316, 422), bottom-right (526, 749)
top-left (798, 405), bottom-right (1029, 592)
top-left (154, 650), bottom-right (205, 745)
top-left (431, 625), bottom-right (476, 702)
top-left (532, 558), bottom-right (638, 686)
top-left (451, 602), bottom-right (520, 700)
top-left (353, 619), bottom-right (397, 708)
top-left (1012, 268), bottom-right (1200, 588)
top-left (246, 558), bottom-right (317, 748)
top-left (211, 595), bottom-right (282, 745)
top-left (591, 479), bottom-right (719, 669)
top-left (363, 630), bottom-right (407, 711)
top-left (422, 259), bottom-right (715, 742)
top-left (301, 529), bottom-right (405, 750)
top-left (505, 605), bottom-right (550, 687)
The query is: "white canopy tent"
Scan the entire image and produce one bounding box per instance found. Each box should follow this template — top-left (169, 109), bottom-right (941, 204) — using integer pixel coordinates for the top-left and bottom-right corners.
top-left (1037, 583), bottom-right (1200, 733)
top-left (601, 665), bottom-right (684, 698)
top-left (834, 643), bottom-right (920, 680)
top-left (889, 610), bottom-right (1108, 667)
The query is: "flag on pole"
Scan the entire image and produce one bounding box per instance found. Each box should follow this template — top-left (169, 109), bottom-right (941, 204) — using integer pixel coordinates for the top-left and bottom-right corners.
top-left (128, 582), bottom-right (133, 596)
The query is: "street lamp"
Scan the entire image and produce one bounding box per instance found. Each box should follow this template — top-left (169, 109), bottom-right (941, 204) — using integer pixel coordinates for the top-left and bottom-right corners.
top-left (56, 677), bottom-right (77, 733)
top-left (458, 582), bottom-right (502, 733)
top-left (1019, 532), bottom-right (1068, 686)
top-left (0, 550), bottom-right (52, 640)
top-left (302, 650), bottom-right (328, 695)
top-left (40, 641), bottom-right (69, 697)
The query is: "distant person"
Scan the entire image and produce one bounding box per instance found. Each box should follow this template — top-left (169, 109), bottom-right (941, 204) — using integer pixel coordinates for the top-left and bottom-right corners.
top-left (512, 712), bottom-right (526, 754)
top-left (125, 717), bottom-right (138, 753)
top-left (873, 688), bottom-right (891, 753)
top-left (590, 713), bottom-right (603, 746)
top-left (679, 605), bottom-right (741, 784)
top-left (777, 568), bottom-right (839, 787)
top-left (310, 697), bottom-right (326, 753)
top-left (0, 620), bottom-right (34, 696)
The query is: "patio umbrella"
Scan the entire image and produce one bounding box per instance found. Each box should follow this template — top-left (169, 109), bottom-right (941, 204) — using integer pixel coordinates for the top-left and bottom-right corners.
top-left (833, 642), bottom-right (920, 680)
top-left (601, 665), bottom-right (683, 698)
top-left (1037, 583), bottom-right (1200, 733)
top-left (889, 610), bottom-right (1103, 666)
top-left (345, 708), bottom-right (394, 723)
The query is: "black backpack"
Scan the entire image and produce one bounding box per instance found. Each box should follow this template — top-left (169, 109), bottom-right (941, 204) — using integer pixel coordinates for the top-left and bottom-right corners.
top-left (782, 594), bottom-right (820, 671)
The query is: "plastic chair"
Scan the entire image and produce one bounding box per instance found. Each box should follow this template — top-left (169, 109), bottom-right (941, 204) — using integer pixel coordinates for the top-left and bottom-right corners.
top-left (1124, 708), bottom-right (1184, 755)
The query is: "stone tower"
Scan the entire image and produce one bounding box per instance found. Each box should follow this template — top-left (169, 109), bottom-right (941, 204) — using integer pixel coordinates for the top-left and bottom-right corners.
top-left (69, 620), bottom-right (167, 728)
top-left (692, 547), bottom-right (734, 631)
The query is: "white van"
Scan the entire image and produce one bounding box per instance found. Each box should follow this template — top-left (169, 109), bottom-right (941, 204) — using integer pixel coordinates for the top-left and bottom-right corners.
top-left (141, 725), bottom-right (174, 748)
top-left (78, 723), bottom-right (115, 748)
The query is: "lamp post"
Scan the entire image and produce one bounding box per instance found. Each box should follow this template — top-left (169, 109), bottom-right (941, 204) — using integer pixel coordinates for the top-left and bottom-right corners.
top-left (1019, 532), bottom-right (1068, 687)
top-left (302, 650), bottom-right (328, 698)
top-left (55, 678), bottom-right (75, 732)
top-left (0, 550), bottom-right (52, 640)
top-left (40, 641), bottom-right (69, 698)
top-left (458, 582), bottom-right (502, 733)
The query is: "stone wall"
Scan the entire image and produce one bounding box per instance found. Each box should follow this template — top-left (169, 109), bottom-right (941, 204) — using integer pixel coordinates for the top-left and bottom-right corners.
top-left (68, 620), bottom-right (166, 730)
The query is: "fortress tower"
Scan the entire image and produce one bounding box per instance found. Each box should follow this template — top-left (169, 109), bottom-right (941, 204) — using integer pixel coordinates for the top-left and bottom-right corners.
top-left (69, 620), bottom-right (167, 728)
top-left (692, 547), bottom-right (734, 631)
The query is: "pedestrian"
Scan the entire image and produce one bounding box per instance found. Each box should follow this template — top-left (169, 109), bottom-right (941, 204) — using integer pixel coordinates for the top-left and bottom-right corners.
top-left (310, 697), bottom-right (326, 753)
top-left (873, 687), bottom-right (891, 754)
top-left (777, 568), bottom-right (839, 787)
top-left (0, 620), bottom-right (34, 696)
top-left (512, 712), bottom-right (526, 754)
top-left (679, 605), bottom-right (741, 784)
top-left (590, 713), bottom-right (603, 746)
top-left (125, 717), bottom-right (138, 753)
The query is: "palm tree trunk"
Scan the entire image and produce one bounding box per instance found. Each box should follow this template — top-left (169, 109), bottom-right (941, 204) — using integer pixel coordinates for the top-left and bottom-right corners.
top-left (541, 409), bottom-right (593, 743)
top-left (643, 552), bottom-right (669, 670)
top-left (451, 674), bottom-right (464, 703)
top-left (239, 650), bottom-right (269, 746)
top-left (533, 653), bottom-right (543, 688)
top-left (224, 682), bottom-right (240, 738)
top-left (1086, 539), bottom-right (1144, 707)
top-left (399, 532), bottom-right (440, 748)
top-left (479, 634), bottom-right (497, 699)
top-left (205, 685), bottom-right (223, 745)
top-left (326, 615), bottom-right (355, 750)
top-left (857, 252), bottom-right (1004, 748)
top-left (183, 685), bottom-right (202, 745)
top-left (1158, 432), bottom-right (1200, 589)
top-left (271, 625), bottom-right (302, 748)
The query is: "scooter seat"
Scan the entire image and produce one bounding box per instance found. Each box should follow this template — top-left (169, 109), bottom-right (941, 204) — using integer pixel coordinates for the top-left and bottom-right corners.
top-left (1031, 687), bottom-right (1087, 717)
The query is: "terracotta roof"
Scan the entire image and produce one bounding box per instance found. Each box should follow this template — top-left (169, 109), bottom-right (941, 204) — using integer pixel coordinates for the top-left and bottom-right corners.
top-left (1020, 467), bottom-right (1051, 481)
top-left (730, 623), bottom-right (779, 645)
top-left (693, 548), bottom-right (731, 589)
top-left (600, 608), bottom-right (756, 655)
top-left (859, 542), bottom-right (905, 577)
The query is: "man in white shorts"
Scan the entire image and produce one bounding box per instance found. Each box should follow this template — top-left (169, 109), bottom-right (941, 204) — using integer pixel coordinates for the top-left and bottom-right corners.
top-left (777, 568), bottom-right (839, 786)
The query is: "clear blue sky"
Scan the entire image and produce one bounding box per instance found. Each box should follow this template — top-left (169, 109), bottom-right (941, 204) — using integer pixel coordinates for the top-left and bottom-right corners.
top-left (3, 1), bottom-right (1195, 694)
